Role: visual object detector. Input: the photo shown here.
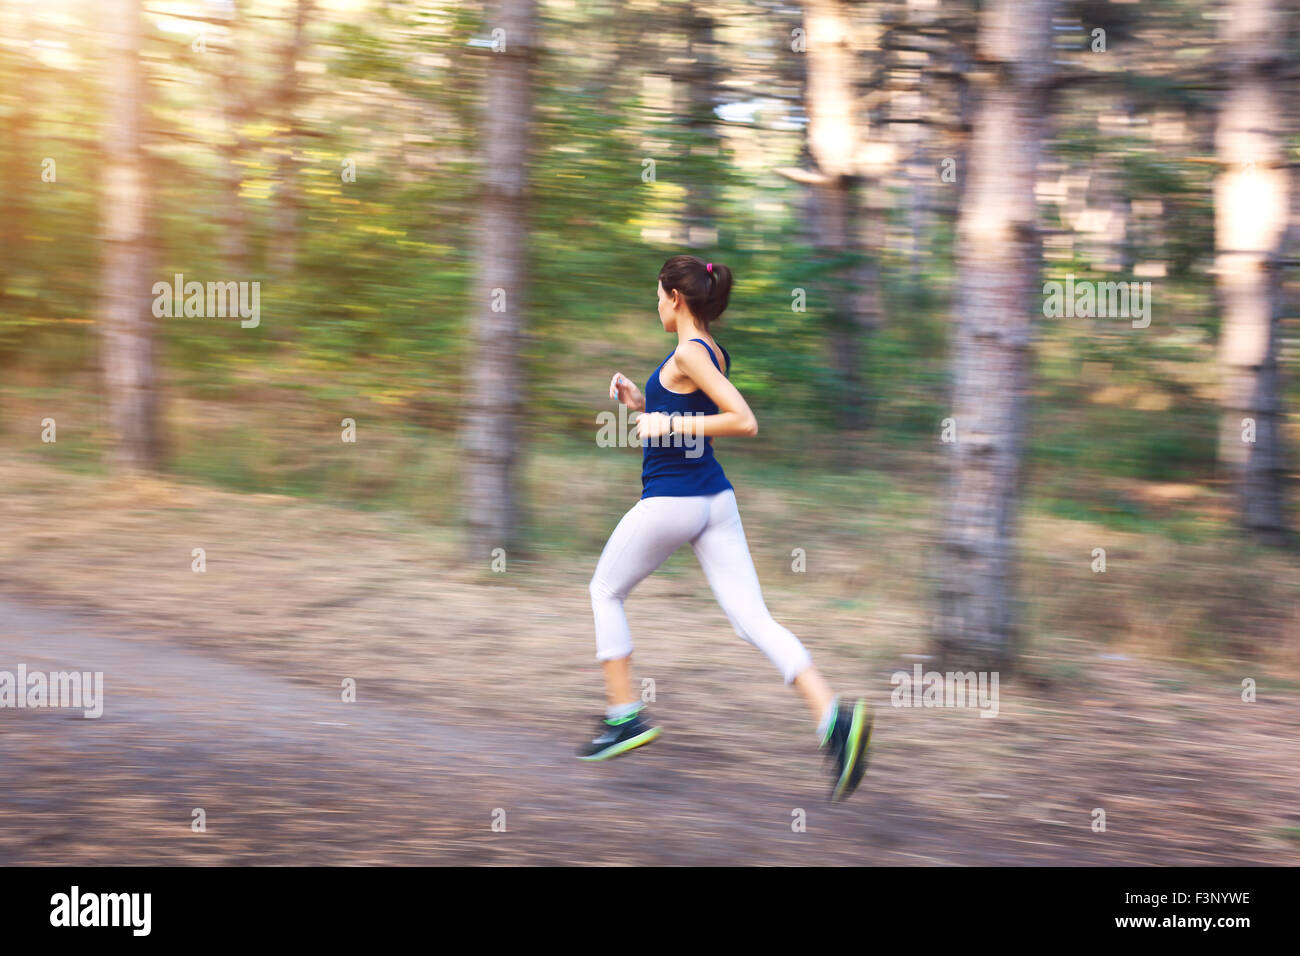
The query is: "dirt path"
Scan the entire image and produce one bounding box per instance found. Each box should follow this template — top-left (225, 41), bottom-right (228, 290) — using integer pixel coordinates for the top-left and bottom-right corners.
top-left (3, 594), bottom-right (1293, 866)
top-left (0, 597), bottom-right (971, 865)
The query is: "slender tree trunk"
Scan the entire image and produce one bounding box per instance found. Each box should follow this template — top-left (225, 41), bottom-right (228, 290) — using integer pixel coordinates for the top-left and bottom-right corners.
top-left (934, 0), bottom-right (1054, 672)
top-left (683, 7), bottom-right (721, 247)
top-left (905, 134), bottom-right (931, 283)
top-left (218, 0), bottom-right (248, 273)
top-left (463, 0), bottom-right (536, 557)
top-left (1215, 0), bottom-right (1289, 540)
top-left (802, 0), bottom-right (878, 445)
top-left (99, 0), bottom-right (161, 471)
top-left (809, 177), bottom-right (869, 433)
top-left (1, 3), bottom-right (33, 317)
top-left (270, 0), bottom-right (311, 277)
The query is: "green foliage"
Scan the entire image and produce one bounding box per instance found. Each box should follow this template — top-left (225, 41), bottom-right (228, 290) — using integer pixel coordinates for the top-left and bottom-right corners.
top-left (0, 0), bottom-right (1296, 558)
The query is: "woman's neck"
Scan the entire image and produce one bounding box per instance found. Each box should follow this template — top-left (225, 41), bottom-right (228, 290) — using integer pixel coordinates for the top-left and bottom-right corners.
top-left (675, 318), bottom-right (707, 346)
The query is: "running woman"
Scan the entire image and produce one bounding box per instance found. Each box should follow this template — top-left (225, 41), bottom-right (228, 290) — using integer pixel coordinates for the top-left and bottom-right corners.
top-left (578, 255), bottom-right (872, 803)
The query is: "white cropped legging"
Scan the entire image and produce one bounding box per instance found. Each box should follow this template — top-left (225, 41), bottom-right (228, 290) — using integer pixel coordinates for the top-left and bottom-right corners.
top-left (589, 488), bottom-right (813, 684)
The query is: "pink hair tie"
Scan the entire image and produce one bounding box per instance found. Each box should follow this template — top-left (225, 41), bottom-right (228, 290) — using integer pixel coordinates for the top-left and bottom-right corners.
top-left (706, 262), bottom-right (713, 273)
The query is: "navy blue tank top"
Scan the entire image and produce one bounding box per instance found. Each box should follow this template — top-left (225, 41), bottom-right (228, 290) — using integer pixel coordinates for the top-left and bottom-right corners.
top-left (641, 338), bottom-right (734, 499)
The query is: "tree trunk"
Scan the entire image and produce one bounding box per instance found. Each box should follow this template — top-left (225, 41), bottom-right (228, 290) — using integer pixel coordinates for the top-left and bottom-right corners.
top-left (99, 0), bottom-right (161, 472)
top-left (463, 0), bottom-right (536, 558)
top-left (809, 176), bottom-right (870, 434)
top-left (1215, 0), bottom-right (1289, 540)
top-left (218, 0), bottom-right (249, 273)
top-left (1, 3), bottom-right (33, 317)
top-left (270, 0), bottom-right (311, 277)
top-left (683, 7), bottom-right (721, 248)
top-left (802, 0), bottom-right (878, 447)
top-left (934, 0), bottom-right (1054, 672)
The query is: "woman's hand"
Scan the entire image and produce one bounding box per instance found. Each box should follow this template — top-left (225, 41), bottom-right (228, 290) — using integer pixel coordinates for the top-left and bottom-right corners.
top-left (635, 411), bottom-right (674, 440)
top-left (609, 372), bottom-right (645, 411)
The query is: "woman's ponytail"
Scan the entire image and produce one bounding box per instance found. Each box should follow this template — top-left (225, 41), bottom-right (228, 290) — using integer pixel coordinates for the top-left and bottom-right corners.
top-left (702, 262), bottom-right (733, 325)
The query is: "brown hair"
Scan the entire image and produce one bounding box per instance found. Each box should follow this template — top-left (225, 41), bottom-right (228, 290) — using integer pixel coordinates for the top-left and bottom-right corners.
top-left (658, 255), bottom-right (733, 328)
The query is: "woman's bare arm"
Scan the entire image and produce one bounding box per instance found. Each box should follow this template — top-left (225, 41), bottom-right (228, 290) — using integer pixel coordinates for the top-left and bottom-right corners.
top-left (664, 342), bottom-right (758, 438)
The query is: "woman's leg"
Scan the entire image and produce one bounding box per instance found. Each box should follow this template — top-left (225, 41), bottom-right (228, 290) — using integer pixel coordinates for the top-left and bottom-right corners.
top-left (689, 489), bottom-right (834, 726)
top-left (589, 495), bottom-right (710, 708)
top-left (793, 668), bottom-right (836, 726)
top-left (599, 656), bottom-right (635, 711)
top-left (690, 490), bottom-right (873, 798)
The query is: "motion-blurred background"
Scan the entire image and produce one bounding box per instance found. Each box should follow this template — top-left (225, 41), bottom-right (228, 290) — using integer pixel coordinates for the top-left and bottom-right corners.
top-left (0, 0), bottom-right (1297, 864)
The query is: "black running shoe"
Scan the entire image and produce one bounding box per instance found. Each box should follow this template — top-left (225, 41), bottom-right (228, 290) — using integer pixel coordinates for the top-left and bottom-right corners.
top-left (820, 698), bottom-right (872, 803)
top-left (576, 709), bottom-right (661, 761)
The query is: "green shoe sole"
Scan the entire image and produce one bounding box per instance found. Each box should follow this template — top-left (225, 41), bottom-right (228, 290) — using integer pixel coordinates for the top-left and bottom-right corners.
top-left (831, 699), bottom-right (872, 803)
top-left (577, 726), bottom-right (661, 762)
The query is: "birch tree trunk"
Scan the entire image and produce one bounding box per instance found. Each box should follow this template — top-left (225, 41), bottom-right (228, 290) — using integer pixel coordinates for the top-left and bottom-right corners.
top-left (463, 0), bottom-right (536, 557)
top-left (1215, 0), bottom-right (1289, 540)
top-left (935, 0), bottom-right (1054, 672)
top-left (99, 0), bottom-right (161, 471)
